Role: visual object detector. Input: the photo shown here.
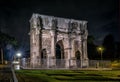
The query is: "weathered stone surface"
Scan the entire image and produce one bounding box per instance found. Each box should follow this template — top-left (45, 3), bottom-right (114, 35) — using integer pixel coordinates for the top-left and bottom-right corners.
top-left (29, 13), bottom-right (89, 68)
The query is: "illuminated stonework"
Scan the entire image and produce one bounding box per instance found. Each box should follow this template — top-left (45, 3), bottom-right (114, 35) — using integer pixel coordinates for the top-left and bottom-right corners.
top-left (29, 13), bottom-right (89, 68)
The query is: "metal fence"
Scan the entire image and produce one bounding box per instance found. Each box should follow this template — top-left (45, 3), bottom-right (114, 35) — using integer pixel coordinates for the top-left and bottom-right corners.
top-left (21, 58), bottom-right (68, 68)
top-left (20, 58), bottom-right (111, 69)
top-left (89, 60), bottom-right (111, 68)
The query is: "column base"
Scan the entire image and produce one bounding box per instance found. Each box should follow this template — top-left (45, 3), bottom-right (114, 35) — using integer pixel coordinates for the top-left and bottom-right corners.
top-left (47, 56), bottom-right (56, 68)
top-left (81, 58), bottom-right (89, 68)
top-left (69, 58), bottom-right (77, 68)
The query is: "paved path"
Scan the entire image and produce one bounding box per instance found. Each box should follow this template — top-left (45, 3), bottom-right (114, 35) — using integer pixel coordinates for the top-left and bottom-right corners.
top-left (0, 65), bottom-right (14, 82)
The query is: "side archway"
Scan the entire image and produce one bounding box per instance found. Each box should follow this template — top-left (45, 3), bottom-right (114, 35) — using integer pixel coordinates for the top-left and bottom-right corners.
top-left (41, 49), bottom-right (47, 66)
top-left (55, 40), bottom-right (64, 67)
top-left (75, 50), bottom-right (81, 67)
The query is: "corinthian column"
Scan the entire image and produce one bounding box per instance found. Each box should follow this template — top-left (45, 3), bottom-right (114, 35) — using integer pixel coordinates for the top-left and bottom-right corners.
top-left (64, 37), bottom-right (71, 68)
top-left (49, 30), bottom-right (56, 68)
top-left (29, 14), bottom-right (41, 68)
top-left (82, 23), bottom-right (89, 68)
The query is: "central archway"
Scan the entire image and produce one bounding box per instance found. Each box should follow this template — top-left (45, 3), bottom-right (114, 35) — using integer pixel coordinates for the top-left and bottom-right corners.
top-left (75, 51), bottom-right (81, 67)
top-left (55, 40), bottom-right (64, 68)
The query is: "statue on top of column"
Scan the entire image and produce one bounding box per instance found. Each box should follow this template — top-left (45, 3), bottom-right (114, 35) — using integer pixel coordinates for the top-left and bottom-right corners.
top-left (51, 19), bottom-right (58, 30)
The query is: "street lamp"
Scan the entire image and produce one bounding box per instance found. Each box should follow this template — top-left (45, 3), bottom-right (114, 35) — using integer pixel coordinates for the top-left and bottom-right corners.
top-left (97, 46), bottom-right (104, 68)
top-left (97, 46), bottom-right (104, 60)
top-left (16, 52), bottom-right (22, 62)
top-left (15, 52), bottom-right (22, 70)
top-left (16, 53), bottom-right (22, 58)
top-left (98, 47), bottom-right (103, 61)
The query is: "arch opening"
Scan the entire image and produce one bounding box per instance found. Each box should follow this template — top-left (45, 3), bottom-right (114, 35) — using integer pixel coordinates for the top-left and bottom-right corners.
top-left (55, 40), bottom-right (65, 67)
top-left (75, 50), bottom-right (81, 67)
top-left (41, 49), bottom-right (47, 67)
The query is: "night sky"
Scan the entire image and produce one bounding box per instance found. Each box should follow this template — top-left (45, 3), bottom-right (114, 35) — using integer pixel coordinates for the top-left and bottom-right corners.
top-left (0, 0), bottom-right (119, 51)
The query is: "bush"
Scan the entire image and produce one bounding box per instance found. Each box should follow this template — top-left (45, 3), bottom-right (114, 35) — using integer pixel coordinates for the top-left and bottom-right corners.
top-left (111, 60), bottom-right (120, 68)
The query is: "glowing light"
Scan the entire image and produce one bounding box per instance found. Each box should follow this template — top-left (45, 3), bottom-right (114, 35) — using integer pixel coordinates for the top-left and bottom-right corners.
top-left (97, 46), bottom-right (104, 52)
top-left (98, 47), bottom-right (102, 51)
top-left (16, 53), bottom-right (22, 57)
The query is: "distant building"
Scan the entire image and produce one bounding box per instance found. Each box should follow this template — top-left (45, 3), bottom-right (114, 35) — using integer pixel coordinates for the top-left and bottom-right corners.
top-left (29, 13), bottom-right (88, 68)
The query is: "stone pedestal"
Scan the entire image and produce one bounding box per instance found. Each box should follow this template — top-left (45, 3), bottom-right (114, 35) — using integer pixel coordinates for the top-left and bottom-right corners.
top-left (70, 57), bottom-right (77, 68)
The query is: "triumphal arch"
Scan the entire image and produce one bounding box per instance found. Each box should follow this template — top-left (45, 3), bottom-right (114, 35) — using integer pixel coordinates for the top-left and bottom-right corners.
top-left (29, 13), bottom-right (89, 68)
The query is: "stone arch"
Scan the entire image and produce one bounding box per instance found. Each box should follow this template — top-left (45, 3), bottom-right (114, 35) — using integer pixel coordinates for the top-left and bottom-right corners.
top-left (55, 40), bottom-right (65, 67)
top-left (55, 40), bottom-right (64, 59)
top-left (41, 49), bottom-right (47, 66)
top-left (41, 49), bottom-right (47, 59)
top-left (75, 50), bottom-right (81, 67)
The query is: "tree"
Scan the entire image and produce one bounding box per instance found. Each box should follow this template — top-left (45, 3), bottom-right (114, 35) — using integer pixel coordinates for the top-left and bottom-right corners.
top-left (102, 34), bottom-right (115, 60)
top-left (87, 35), bottom-right (95, 45)
top-left (87, 35), bottom-right (98, 59)
top-left (0, 31), bottom-right (18, 62)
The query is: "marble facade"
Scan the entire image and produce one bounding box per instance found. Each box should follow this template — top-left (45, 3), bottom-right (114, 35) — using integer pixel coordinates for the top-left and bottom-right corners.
top-left (29, 13), bottom-right (89, 68)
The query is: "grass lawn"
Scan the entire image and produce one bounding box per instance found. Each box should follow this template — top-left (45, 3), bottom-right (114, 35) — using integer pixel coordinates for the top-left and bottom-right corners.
top-left (15, 69), bottom-right (120, 82)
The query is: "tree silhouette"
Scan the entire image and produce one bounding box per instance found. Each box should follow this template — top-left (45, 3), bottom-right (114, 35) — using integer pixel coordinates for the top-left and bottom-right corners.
top-left (102, 34), bottom-right (115, 60)
top-left (0, 31), bottom-right (18, 62)
top-left (87, 35), bottom-right (98, 59)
